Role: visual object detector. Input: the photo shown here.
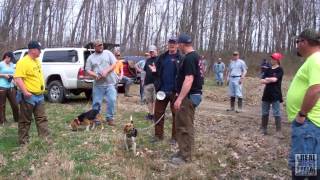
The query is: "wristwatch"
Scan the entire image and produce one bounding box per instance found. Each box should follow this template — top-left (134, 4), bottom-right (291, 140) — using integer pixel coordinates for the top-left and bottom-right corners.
top-left (298, 111), bottom-right (307, 117)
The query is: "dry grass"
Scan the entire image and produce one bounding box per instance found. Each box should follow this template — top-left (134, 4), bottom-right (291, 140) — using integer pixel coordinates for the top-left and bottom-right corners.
top-left (0, 76), bottom-right (293, 179)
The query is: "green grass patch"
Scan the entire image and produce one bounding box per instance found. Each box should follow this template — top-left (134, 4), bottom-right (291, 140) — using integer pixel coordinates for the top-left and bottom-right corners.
top-left (0, 127), bottom-right (19, 156)
top-left (1, 137), bottom-right (49, 176)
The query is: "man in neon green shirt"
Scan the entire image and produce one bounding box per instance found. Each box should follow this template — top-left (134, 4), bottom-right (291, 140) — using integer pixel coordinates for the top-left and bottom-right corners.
top-left (286, 29), bottom-right (320, 178)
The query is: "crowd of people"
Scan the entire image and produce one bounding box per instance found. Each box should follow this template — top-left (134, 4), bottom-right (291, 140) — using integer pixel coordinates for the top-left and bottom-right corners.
top-left (1, 29), bottom-right (320, 175)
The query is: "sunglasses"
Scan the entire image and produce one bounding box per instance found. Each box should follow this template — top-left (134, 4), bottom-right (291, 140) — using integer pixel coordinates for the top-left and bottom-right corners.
top-left (295, 39), bottom-right (305, 44)
top-left (95, 44), bottom-right (103, 47)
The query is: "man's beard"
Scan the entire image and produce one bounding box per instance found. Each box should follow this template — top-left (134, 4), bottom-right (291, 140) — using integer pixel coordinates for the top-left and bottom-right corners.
top-left (96, 49), bottom-right (103, 54)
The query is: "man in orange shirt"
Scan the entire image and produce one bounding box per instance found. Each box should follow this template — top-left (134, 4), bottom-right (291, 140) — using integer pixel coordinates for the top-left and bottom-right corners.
top-left (114, 50), bottom-right (133, 97)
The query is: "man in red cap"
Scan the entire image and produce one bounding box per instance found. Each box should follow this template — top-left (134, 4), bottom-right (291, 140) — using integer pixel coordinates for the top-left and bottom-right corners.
top-left (260, 52), bottom-right (284, 137)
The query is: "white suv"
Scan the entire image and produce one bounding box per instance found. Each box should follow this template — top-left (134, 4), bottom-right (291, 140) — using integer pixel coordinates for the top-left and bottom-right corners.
top-left (13, 48), bottom-right (94, 103)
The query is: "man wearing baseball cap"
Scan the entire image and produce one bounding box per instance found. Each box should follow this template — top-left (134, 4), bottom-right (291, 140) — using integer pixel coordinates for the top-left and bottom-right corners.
top-left (85, 39), bottom-right (118, 126)
top-left (14, 41), bottom-right (50, 145)
top-left (171, 33), bottom-right (204, 165)
top-left (286, 29), bottom-right (320, 178)
top-left (213, 57), bottom-right (225, 86)
top-left (142, 45), bottom-right (158, 121)
top-left (260, 52), bottom-right (284, 137)
top-left (226, 51), bottom-right (248, 113)
top-left (148, 36), bottom-right (183, 144)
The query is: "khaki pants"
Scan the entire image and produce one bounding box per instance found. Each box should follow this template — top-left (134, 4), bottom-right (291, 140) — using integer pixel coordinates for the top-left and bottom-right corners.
top-left (0, 87), bottom-right (19, 123)
top-left (18, 99), bottom-right (49, 145)
top-left (154, 93), bottom-right (176, 140)
top-left (175, 97), bottom-right (195, 161)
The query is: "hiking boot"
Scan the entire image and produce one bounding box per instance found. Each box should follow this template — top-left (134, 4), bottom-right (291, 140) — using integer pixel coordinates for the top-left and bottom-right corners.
top-left (107, 120), bottom-right (115, 126)
top-left (170, 156), bottom-right (187, 165)
top-left (171, 151), bottom-right (182, 158)
top-left (144, 114), bottom-right (154, 121)
top-left (150, 136), bottom-right (163, 143)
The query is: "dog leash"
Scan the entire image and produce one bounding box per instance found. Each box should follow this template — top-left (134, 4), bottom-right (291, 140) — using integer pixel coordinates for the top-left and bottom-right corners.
top-left (136, 114), bottom-right (165, 132)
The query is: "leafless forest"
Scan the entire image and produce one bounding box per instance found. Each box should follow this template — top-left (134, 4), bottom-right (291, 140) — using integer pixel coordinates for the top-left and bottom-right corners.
top-left (0, 0), bottom-right (319, 56)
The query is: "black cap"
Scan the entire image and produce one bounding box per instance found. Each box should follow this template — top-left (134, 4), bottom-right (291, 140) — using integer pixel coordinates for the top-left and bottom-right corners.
top-left (28, 41), bottom-right (41, 50)
top-left (178, 33), bottom-right (192, 44)
top-left (298, 29), bottom-right (320, 43)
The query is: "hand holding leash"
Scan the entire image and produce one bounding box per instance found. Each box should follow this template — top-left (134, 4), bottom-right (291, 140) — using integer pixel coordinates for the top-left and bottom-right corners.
top-left (174, 98), bottom-right (182, 111)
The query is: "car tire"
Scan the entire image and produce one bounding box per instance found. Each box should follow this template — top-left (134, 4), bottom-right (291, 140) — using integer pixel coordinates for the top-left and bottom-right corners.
top-left (47, 80), bottom-right (65, 103)
top-left (84, 90), bottom-right (92, 100)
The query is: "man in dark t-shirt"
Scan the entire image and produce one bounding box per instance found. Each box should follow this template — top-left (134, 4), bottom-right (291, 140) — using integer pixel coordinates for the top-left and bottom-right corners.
top-left (260, 52), bottom-right (284, 137)
top-left (143, 45), bottom-right (158, 120)
top-left (171, 33), bottom-right (204, 165)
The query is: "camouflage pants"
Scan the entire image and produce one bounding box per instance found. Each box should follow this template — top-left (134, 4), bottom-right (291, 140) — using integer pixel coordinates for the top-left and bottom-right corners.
top-left (18, 99), bottom-right (49, 145)
top-left (175, 97), bottom-right (195, 161)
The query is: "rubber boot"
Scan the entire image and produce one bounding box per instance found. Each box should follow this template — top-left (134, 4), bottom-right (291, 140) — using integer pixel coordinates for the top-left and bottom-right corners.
top-left (124, 84), bottom-right (132, 97)
top-left (236, 98), bottom-right (243, 113)
top-left (275, 116), bottom-right (284, 139)
top-left (261, 115), bottom-right (269, 135)
top-left (227, 97), bottom-right (235, 111)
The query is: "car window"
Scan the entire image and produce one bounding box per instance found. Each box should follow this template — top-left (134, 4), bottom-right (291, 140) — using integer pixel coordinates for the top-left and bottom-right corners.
top-left (13, 52), bottom-right (22, 64)
top-left (42, 50), bottom-right (78, 63)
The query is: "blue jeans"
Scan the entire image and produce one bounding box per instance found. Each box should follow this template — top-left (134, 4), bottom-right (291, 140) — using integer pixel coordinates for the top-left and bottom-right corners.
top-left (92, 85), bottom-right (117, 121)
top-left (289, 119), bottom-right (320, 170)
top-left (261, 101), bottom-right (281, 117)
top-left (16, 91), bottom-right (44, 106)
top-left (215, 72), bottom-right (223, 83)
top-left (228, 77), bottom-right (242, 98)
top-left (122, 76), bottom-right (133, 85)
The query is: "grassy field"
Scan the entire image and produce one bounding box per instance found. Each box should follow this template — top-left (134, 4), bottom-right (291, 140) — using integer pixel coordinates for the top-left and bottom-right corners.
top-left (0, 77), bottom-right (292, 179)
top-left (0, 90), bottom-right (186, 179)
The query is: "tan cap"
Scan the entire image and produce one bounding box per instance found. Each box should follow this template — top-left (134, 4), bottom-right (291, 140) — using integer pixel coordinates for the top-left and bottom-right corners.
top-left (149, 45), bottom-right (157, 52)
top-left (94, 39), bottom-right (103, 46)
top-left (233, 51), bottom-right (239, 55)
